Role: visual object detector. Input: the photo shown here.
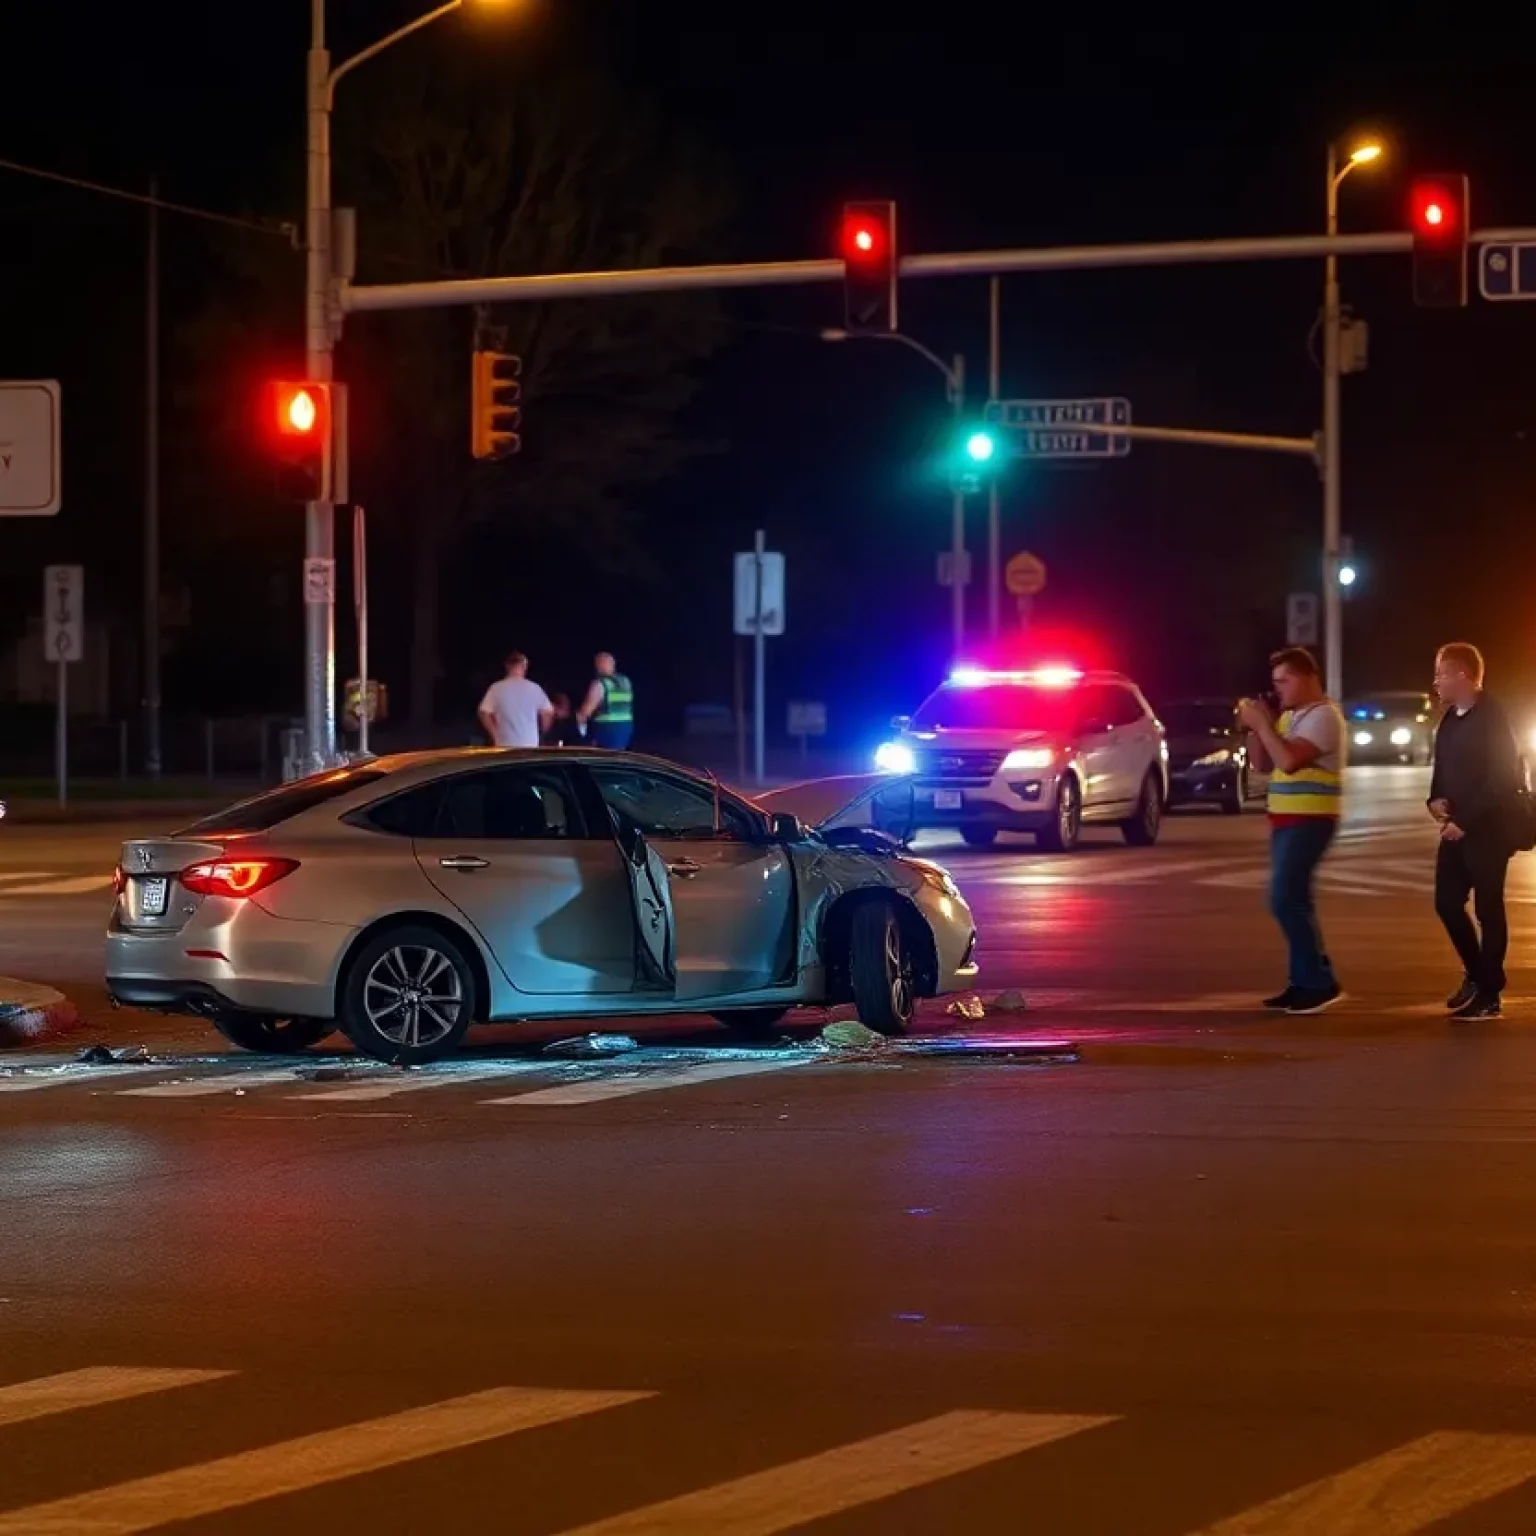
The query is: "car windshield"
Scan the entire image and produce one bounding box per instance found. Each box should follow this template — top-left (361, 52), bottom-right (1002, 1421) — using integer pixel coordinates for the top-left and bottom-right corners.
top-left (177, 766), bottom-right (390, 837)
top-left (1345, 696), bottom-right (1431, 721)
top-left (1160, 703), bottom-right (1235, 735)
top-left (910, 685), bottom-right (1077, 732)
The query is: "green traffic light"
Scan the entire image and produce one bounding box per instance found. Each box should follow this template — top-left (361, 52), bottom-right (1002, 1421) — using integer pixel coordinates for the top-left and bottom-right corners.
top-left (965, 431), bottom-right (996, 463)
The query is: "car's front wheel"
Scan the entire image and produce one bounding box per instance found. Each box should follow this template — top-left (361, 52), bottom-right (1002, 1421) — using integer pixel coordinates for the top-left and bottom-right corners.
top-left (849, 900), bottom-right (915, 1035)
top-left (1122, 772), bottom-right (1164, 845)
top-left (340, 925), bottom-right (477, 1065)
top-left (210, 1014), bottom-right (335, 1055)
top-left (1037, 777), bottom-right (1082, 853)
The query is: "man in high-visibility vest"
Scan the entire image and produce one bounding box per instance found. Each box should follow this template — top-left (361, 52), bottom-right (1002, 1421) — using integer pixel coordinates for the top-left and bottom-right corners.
top-left (1239, 646), bottom-right (1347, 1015)
top-left (577, 652), bottom-right (635, 750)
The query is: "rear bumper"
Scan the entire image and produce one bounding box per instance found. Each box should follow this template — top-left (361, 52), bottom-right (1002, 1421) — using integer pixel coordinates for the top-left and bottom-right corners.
top-left (1168, 765), bottom-right (1237, 805)
top-left (106, 977), bottom-right (265, 1018)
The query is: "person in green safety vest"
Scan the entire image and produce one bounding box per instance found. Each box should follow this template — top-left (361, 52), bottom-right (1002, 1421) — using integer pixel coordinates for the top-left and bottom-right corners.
top-left (577, 652), bottom-right (634, 749)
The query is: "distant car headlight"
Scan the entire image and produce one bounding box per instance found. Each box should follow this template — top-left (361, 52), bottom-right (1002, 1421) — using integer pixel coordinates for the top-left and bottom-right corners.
top-left (1193, 748), bottom-right (1232, 767)
top-left (1002, 747), bottom-right (1055, 771)
top-left (875, 741), bottom-right (916, 775)
top-left (1390, 727), bottom-right (1412, 746)
top-left (1354, 730), bottom-right (1374, 746)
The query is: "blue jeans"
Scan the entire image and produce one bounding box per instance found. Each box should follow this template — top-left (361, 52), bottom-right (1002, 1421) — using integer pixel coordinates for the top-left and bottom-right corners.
top-left (1270, 820), bottom-right (1338, 991)
top-left (590, 720), bottom-right (632, 750)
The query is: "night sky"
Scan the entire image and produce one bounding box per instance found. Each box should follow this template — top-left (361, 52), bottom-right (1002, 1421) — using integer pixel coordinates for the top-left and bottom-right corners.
top-left (4, 2), bottom-right (1536, 760)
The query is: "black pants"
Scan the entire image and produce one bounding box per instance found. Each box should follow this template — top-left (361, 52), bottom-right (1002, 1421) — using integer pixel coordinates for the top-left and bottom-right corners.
top-left (1435, 836), bottom-right (1513, 995)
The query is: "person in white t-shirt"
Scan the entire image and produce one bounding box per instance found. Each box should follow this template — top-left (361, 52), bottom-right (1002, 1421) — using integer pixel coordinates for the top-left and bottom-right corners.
top-left (477, 652), bottom-right (553, 748)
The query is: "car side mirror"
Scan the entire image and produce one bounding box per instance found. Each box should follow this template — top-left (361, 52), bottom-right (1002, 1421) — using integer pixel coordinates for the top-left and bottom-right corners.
top-left (891, 715), bottom-right (911, 731)
top-left (769, 812), bottom-right (805, 842)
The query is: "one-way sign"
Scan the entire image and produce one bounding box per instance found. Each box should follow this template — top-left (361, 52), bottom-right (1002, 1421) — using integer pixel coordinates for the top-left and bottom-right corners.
top-left (984, 397), bottom-right (1132, 459)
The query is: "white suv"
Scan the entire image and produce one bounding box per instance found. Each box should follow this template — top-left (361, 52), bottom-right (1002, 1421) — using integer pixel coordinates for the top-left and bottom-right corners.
top-left (875, 667), bottom-right (1168, 852)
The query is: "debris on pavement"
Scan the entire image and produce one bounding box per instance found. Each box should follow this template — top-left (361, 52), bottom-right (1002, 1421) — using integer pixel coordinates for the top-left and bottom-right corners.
top-left (946, 994), bottom-right (988, 1021)
top-left (542, 1033), bottom-right (640, 1060)
top-left (894, 1034), bottom-right (1079, 1065)
top-left (77, 1044), bottom-right (153, 1066)
top-left (818, 1021), bottom-right (887, 1051)
top-left (989, 990), bottom-right (1028, 1013)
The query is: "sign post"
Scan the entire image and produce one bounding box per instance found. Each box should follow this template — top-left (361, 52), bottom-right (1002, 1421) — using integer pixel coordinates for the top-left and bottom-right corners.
top-left (1286, 592), bottom-right (1320, 648)
top-left (1004, 551), bottom-right (1047, 632)
top-left (353, 506), bottom-right (369, 759)
top-left (787, 701), bottom-right (827, 768)
top-left (44, 565), bottom-right (83, 806)
top-left (734, 535), bottom-right (785, 785)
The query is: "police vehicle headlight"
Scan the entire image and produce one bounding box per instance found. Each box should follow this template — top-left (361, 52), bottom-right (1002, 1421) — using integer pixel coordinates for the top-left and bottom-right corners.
top-left (1193, 748), bottom-right (1232, 767)
top-left (1354, 730), bottom-right (1374, 746)
top-left (875, 741), bottom-right (916, 775)
top-left (1390, 727), bottom-right (1412, 746)
top-left (1002, 747), bottom-right (1055, 771)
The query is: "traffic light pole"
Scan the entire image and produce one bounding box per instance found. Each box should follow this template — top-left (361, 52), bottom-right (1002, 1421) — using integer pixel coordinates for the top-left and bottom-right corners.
top-left (1322, 146), bottom-right (1345, 702)
top-left (950, 354), bottom-right (966, 660)
top-left (304, 0), bottom-right (337, 774)
top-left (987, 278), bottom-right (1002, 640)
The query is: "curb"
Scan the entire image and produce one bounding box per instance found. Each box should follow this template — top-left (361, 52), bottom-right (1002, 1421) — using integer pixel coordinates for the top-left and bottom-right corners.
top-left (0, 978), bottom-right (85, 1049)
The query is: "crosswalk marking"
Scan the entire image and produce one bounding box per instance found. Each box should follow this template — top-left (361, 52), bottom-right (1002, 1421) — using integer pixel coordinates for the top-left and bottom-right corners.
top-left (0, 1385), bottom-right (652, 1536)
top-left (119, 1070), bottom-right (303, 1099)
top-left (491, 1057), bottom-right (808, 1106)
top-left (554, 1409), bottom-right (1115, 1536)
top-left (1190, 1429), bottom-right (1536, 1535)
top-left (0, 1367), bottom-right (230, 1429)
top-left (292, 1065), bottom-right (537, 1102)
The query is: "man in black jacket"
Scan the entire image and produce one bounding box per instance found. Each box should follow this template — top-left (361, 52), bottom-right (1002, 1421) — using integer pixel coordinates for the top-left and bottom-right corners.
top-left (1429, 642), bottom-right (1525, 1019)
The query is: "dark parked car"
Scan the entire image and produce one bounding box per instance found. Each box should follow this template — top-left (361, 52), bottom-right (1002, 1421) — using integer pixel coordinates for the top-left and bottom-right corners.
top-left (1160, 699), bottom-right (1268, 815)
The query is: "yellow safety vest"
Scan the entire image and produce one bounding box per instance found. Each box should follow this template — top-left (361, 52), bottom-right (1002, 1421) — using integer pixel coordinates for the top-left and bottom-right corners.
top-left (1266, 705), bottom-right (1344, 818)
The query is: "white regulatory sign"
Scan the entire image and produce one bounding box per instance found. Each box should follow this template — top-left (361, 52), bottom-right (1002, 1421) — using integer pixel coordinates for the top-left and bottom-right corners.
top-left (733, 550), bottom-right (785, 636)
top-left (0, 380), bottom-right (62, 517)
top-left (1286, 591), bottom-right (1319, 648)
top-left (43, 565), bottom-right (83, 663)
top-left (304, 557), bottom-right (337, 605)
top-left (787, 701), bottom-right (827, 737)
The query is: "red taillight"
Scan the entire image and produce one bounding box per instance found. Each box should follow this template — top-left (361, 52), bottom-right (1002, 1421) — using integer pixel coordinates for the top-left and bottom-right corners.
top-left (179, 858), bottom-right (299, 899)
top-left (111, 865), bottom-right (126, 896)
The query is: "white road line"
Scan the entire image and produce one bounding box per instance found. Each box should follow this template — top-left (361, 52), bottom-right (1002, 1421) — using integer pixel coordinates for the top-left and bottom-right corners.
top-left (489, 1058), bottom-right (808, 1107)
top-left (1191, 1429), bottom-right (1536, 1535)
top-left (120, 1070), bottom-right (301, 1099)
top-left (293, 1066), bottom-right (540, 1102)
top-left (0, 1367), bottom-right (231, 1429)
top-left (555, 1409), bottom-right (1114, 1536)
top-left (0, 871), bottom-right (56, 883)
top-left (0, 875), bottom-right (115, 897)
top-left (0, 1385), bottom-right (651, 1536)
top-left (0, 1064), bottom-right (171, 1094)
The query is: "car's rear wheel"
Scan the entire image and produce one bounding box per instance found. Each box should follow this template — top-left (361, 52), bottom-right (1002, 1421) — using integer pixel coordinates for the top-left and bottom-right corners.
top-left (1221, 768), bottom-right (1247, 816)
top-left (961, 826), bottom-right (998, 848)
top-left (1122, 772), bottom-right (1164, 845)
top-left (340, 925), bottom-right (477, 1065)
top-left (1037, 777), bottom-right (1082, 853)
top-left (849, 900), bottom-right (915, 1035)
top-left (712, 1007), bottom-right (791, 1040)
top-left (210, 1014), bottom-right (335, 1055)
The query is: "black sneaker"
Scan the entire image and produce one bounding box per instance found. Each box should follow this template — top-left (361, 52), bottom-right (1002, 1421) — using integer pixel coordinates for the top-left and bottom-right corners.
top-left (1452, 992), bottom-right (1502, 1021)
top-left (1446, 977), bottom-right (1477, 1012)
top-left (1287, 984), bottom-right (1344, 1015)
top-left (1263, 988), bottom-right (1298, 1010)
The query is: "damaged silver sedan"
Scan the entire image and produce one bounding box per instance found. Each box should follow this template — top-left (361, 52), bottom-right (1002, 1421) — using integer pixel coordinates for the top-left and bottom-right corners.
top-left (105, 750), bottom-right (979, 1064)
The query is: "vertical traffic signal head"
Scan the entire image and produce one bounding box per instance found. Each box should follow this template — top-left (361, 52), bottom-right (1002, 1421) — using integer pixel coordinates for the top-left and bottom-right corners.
top-left (1409, 174), bottom-right (1470, 307)
top-left (840, 200), bottom-right (898, 334)
top-left (471, 350), bottom-right (522, 460)
top-left (266, 381), bottom-right (333, 502)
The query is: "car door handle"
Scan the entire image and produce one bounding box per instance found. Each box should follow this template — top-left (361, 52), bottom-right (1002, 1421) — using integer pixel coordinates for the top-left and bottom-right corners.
top-left (667, 858), bottom-right (703, 879)
top-left (438, 856), bottom-right (490, 871)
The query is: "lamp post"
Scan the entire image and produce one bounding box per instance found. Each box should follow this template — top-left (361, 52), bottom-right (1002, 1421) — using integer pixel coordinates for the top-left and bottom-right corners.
top-left (1322, 138), bottom-right (1382, 703)
top-left (820, 328), bottom-right (969, 657)
top-left (302, 0), bottom-right (513, 771)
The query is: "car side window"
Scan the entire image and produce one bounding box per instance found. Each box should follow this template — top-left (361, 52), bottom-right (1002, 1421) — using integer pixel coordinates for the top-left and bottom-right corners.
top-left (430, 767), bottom-right (586, 840)
top-left (1074, 686), bottom-right (1113, 733)
top-left (358, 783), bottom-right (444, 838)
top-left (1107, 687), bottom-right (1146, 728)
top-left (588, 766), bottom-right (755, 842)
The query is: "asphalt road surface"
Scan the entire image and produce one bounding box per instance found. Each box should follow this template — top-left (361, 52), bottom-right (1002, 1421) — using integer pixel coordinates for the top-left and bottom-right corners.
top-left (7, 767), bottom-right (1536, 1533)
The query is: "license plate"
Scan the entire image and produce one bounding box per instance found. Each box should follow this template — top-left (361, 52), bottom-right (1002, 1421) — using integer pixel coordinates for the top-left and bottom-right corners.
top-left (139, 876), bottom-right (168, 917)
top-left (934, 789), bottom-right (963, 811)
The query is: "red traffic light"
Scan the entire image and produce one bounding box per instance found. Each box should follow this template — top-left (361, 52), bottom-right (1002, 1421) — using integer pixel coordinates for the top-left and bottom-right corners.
top-left (1408, 174), bottom-right (1470, 307)
top-left (265, 381), bottom-right (333, 501)
top-left (839, 200), bottom-right (897, 333)
top-left (841, 214), bottom-right (884, 263)
top-left (270, 380), bottom-right (329, 438)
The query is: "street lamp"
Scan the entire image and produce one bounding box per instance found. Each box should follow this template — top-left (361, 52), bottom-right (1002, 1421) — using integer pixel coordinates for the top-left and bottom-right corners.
top-left (1322, 136), bottom-right (1384, 703)
top-left (821, 328), bottom-right (970, 659)
top-left (302, 0), bottom-right (515, 772)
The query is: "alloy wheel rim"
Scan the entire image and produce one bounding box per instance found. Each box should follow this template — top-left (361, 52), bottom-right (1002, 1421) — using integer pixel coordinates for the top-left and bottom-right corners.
top-left (884, 917), bottom-right (913, 1020)
top-left (364, 945), bottom-right (465, 1048)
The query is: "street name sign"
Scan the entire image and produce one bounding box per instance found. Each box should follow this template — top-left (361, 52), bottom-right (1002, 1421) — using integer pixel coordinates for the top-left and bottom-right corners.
top-left (985, 397), bottom-right (1132, 459)
top-left (1479, 243), bottom-right (1536, 301)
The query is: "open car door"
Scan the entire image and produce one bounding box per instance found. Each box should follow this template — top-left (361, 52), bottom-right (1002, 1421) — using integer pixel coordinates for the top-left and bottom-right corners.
top-left (610, 811), bottom-right (675, 990)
